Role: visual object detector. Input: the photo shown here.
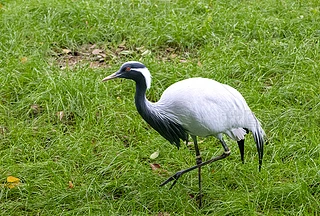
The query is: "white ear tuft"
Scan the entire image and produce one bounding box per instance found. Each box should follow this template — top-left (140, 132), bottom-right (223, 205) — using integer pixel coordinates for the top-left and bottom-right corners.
top-left (134, 67), bottom-right (152, 89)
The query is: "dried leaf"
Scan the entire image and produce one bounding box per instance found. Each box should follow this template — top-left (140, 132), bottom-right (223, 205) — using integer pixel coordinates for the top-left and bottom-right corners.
top-left (68, 181), bottom-right (74, 188)
top-left (20, 57), bottom-right (28, 63)
top-left (189, 193), bottom-right (195, 199)
top-left (7, 176), bottom-right (20, 183)
top-left (89, 44), bottom-right (97, 49)
top-left (0, 126), bottom-right (8, 135)
top-left (99, 53), bottom-right (107, 58)
top-left (92, 49), bottom-right (103, 55)
top-left (180, 59), bottom-right (188, 63)
top-left (56, 111), bottom-right (64, 121)
top-left (158, 212), bottom-right (170, 216)
top-left (30, 104), bottom-right (41, 115)
top-left (62, 49), bottom-right (71, 54)
top-left (90, 62), bottom-right (102, 68)
top-left (150, 163), bottom-right (161, 171)
top-left (197, 61), bottom-right (202, 67)
top-left (166, 47), bottom-right (175, 52)
top-left (119, 50), bottom-right (133, 55)
top-left (118, 40), bottom-right (126, 48)
top-left (187, 139), bottom-right (204, 145)
top-left (170, 54), bottom-right (177, 59)
top-left (136, 46), bottom-right (145, 51)
top-left (8, 183), bottom-right (20, 189)
top-left (141, 50), bottom-right (151, 56)
top-left (6, 176), bottom-right (21, 189)
top-left (150, 151), bottom-right (159, 159)
top-left (30, 104), bottom-right (40, 110)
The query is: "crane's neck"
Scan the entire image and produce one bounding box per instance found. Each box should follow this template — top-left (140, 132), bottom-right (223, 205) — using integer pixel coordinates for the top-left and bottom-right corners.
top-left (132, 79), bottom-right (187, 148)
top-left (134, 80), bottom-right (154, 123)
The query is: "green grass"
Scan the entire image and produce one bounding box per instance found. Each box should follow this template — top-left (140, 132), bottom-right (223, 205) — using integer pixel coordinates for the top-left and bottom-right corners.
top-left (1, 0), bottom-right (320, 215)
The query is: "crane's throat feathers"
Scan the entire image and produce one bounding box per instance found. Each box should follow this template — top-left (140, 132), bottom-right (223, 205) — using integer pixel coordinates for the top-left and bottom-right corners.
top-left (136, 101), bottom-right (187, 148)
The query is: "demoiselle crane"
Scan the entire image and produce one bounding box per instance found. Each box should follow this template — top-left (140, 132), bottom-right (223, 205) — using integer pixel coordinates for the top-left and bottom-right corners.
top-left (102, 61), bottom-right (265, 207)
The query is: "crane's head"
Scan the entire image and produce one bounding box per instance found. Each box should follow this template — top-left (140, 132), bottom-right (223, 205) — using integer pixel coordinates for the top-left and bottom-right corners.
top-left (102, 61), bottom-right (151, 89)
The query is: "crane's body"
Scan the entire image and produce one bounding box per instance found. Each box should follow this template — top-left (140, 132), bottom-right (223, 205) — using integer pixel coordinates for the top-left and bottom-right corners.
top-left (155, 77), bottom-right (256, 139)
top-left (102, 61), bottom-right (265, 207)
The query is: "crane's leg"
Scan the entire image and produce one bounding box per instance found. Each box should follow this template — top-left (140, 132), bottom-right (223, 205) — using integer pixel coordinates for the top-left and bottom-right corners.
top-left (185, 134), bottom-right (189, 146)
top-left (190, 135), bottom-right (203, 207)
top-left (237, 139), bottom-right (245, 164)
top-left (160, 138), bottom-right (231, 193)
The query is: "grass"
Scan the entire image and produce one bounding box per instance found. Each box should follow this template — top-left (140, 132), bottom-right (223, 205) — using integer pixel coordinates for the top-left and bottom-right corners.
top-left (0, 0), bottom-right (319, 215)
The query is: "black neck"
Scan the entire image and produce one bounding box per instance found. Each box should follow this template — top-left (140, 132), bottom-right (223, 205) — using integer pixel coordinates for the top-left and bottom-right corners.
top-left (133, 79), bottom-right (187, 148)
top-left (134, 80), bottom-right (151, 122)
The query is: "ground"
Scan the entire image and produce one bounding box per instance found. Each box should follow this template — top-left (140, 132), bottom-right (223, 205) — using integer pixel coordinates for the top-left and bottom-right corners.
top-left (0, 0), bottom-right (319, 215)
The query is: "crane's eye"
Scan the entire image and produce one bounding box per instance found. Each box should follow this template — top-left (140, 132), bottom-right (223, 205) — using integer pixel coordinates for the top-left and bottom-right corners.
top-left (125, 67), bottom-right (131, 71)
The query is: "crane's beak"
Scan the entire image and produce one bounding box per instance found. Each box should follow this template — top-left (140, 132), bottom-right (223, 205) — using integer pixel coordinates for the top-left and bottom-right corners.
top-left (102, 71), bottom-right (119, 82)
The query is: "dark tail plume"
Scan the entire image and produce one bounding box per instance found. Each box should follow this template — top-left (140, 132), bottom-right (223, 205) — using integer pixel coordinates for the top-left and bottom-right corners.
top-left (252, 114), bottom-right (265, 171)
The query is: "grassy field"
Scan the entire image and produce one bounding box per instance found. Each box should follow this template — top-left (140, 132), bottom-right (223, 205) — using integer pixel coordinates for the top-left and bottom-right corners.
top-left (1, 0), bottom-right (319, 215)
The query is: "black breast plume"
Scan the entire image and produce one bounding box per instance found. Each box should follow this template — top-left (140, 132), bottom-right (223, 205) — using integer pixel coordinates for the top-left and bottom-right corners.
top-left (141, 108), bottom-right (188, 149)
top-left (133, 70), bottom-right (187, 148)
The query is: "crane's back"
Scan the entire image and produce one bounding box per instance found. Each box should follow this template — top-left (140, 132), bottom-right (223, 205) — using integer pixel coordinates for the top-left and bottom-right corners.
top-left (156, 78), bottom-right (256, 137)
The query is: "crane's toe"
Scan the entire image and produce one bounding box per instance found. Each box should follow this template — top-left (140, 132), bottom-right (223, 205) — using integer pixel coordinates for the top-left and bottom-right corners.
top-left (160, 170), bottom-right (184, 189)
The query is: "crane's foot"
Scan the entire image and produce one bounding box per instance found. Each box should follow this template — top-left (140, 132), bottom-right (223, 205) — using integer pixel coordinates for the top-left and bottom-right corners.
top-left (160, 170), bottom-right (184, 189)
top-left (196, 192), bottom-right (203, 208)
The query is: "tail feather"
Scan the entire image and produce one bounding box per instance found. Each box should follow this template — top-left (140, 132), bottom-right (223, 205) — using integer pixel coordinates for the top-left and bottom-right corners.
top-left (230, 128), bottom-right (247, 141)
top-left (252, 114), bottom-right (265, 171)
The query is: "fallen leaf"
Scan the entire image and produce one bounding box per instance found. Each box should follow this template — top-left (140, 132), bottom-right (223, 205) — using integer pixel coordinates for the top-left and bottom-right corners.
top-left (89, 44), bottom-right (97, 49)
top-left (99, 53), bottom-right (107, 58)
top-left (197, 61), bottom-right (202, 67)
top-left (118, 40), bottom-right (126, 48)
top-left (150, 151), bottom-right (159, 159)
top-left (136, 46), bottom-right (145, 51)
top-left (141, 50), bottom-right (151, 56)
top-left (170, 54), bottom-right (177, 59)
top-left (7, 176), bottom-right (19, 183)
top-left (68, 181), bottom-right (74, 188)
top-left (20, 57), bottom-right (28, 63)
top-left (150, 163), bottom-right (161, 171)
top-left (187, 139), bottom-right (204, 145)
top-left (89, 62), bottom-right (101, 68)
top-left (189, 193), bottom-right (195, 199)
top-left (62, 49), bottom-right (71, 54)
top-left (56, 111), bottom-right (64, 121)
top-left (119, 50), bottom-right (133, 55)
top-left (158, 212), bottom-right (170, 216)
top-left (30, 104), bottom-right (41, 115)
top-left (166, 47), bottom-right (175, 52)
top-left (6, 176), bottom-right (21, 189)
top-left (92, 49), bottom-right (103, 55)
top-left (180, 59), bottom-right (188, 63)
top-left (30, 104), bottom-right (40, 110)
top-left (7, 184), bottom-right (18, 189)
top-left (0, 126), bottom-right (8, 135)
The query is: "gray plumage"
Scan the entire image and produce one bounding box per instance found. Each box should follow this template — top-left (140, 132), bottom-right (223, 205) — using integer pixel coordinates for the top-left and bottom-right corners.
top-left (102, 61), bottom-right (265, 207)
